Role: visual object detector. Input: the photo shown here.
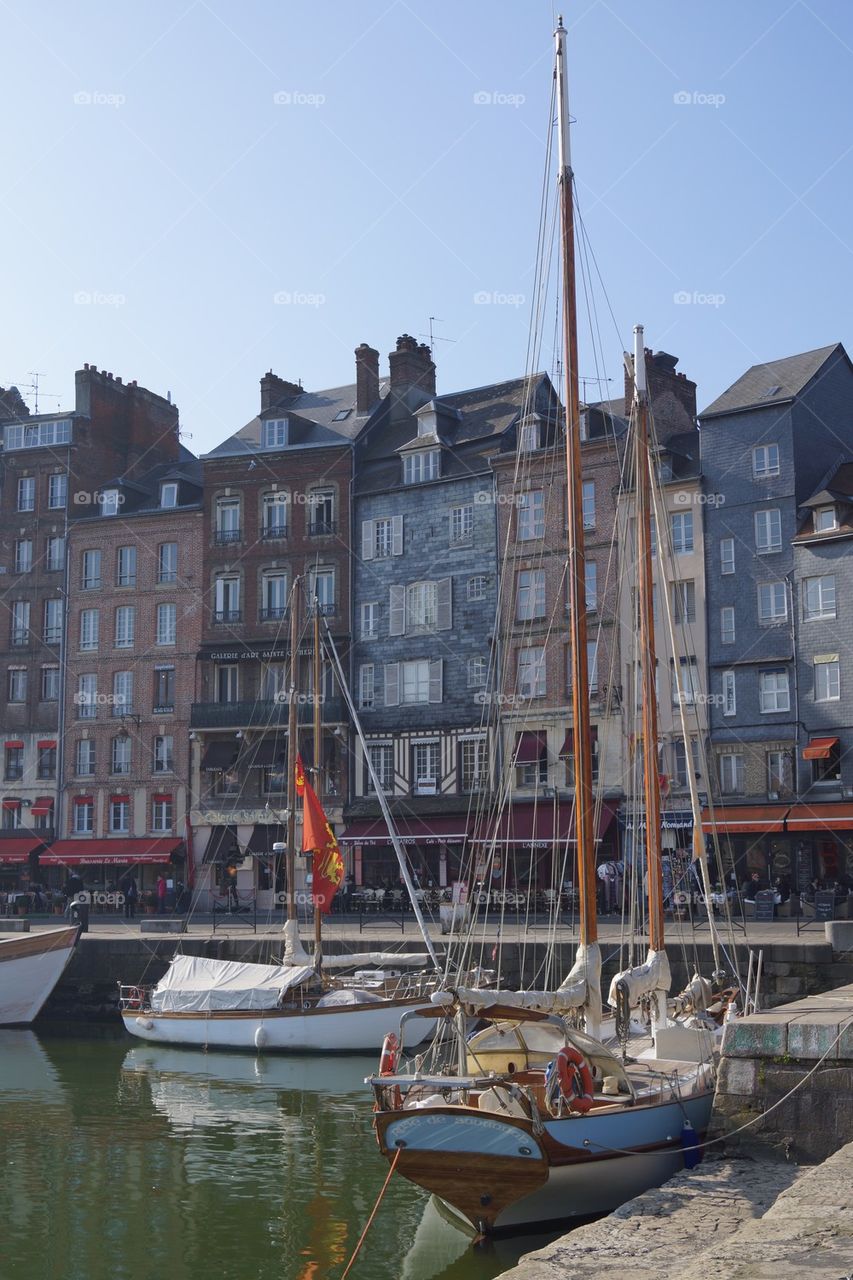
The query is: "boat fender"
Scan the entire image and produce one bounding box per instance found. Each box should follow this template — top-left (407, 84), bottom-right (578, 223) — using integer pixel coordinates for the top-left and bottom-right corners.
top-left (556, 1045), bottom-right (595, 1113)
top-left (255, 1026), bottom-right (269, 1050)
top-left (135, 1017), bottom-right (154, 1031)
top-left (681, 1119), bottom-right (701, 1169)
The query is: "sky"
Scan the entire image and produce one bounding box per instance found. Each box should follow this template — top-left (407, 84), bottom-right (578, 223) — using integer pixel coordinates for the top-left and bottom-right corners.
top-left (2, 0), bottom-right (853, 453)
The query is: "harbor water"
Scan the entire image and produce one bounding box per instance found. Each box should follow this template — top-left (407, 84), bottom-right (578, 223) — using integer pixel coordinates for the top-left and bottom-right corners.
top-left (0, 1028), bottom-right (558, 1280)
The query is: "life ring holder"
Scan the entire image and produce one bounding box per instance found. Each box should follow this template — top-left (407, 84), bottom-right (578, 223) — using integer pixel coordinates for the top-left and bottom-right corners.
top-left (125, 986), bottom-right (143, 1012)
top-left (556, 1044), bottom-right (595, 1113)
top-left (378, 1032), bottom-right (402, 1110)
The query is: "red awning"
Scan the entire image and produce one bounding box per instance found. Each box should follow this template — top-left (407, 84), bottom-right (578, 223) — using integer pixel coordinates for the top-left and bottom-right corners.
top-left (2, 799), bottom-right (20, 811)
top-left (785, 803), bottom-right (853, 832)
top-left (339, 816), bottom-right (469, 845)
top-left (39, 839), bottom-right (183, 867)
top-left (30, 797), bottom-right (54, 816)
top-left (803, 737), bottom-right (839, 760)
top-left (37, 740), bottom-right (57, 750)
top-left (513, 732), bottom-right (547, 765)
top-left (700, 805), bottom-right (788, 834)
top-left (0, 838), bottom-right (43, 864)
top-left (473, 800), bottom-right (616, 849)
top-left (5, 740), bottom-right (24, 749)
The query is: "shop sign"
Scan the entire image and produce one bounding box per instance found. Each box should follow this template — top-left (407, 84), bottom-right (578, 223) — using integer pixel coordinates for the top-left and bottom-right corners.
top-left (193, 809), bottom-right (290, 826)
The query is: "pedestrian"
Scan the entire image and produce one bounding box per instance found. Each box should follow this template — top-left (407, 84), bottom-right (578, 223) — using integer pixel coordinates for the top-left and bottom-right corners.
top-left (123, 873), bottom-right (138, 920)
top-left (225, 864), bottom-right (239, 912)
top-left (156, 873), bottom-right (167, 915)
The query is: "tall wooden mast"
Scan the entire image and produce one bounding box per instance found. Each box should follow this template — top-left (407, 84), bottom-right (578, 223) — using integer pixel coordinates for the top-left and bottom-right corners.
top-left (285, 577), bottom-right (300, 924)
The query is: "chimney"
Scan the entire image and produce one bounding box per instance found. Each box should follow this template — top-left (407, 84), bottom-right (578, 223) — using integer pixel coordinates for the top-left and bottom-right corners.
top-left (260, 370), bottom-right (303, 413)
top-left (624, 348), bottom-right (697, 443)
top-left (388, 334), bottom-right (436, 399)
top-left (355, 343), bottom-right (380, 413)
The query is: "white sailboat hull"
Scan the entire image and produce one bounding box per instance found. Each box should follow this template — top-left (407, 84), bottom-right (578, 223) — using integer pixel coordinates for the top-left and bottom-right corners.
top-left (122, 997), bottom-right (438, 1053)
top-left (0, 927), bottom-right (78, 1026)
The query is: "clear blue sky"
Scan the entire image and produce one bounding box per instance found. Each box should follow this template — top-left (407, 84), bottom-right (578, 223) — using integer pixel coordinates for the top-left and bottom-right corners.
top-left (2, 1), bottom-right (852, 452)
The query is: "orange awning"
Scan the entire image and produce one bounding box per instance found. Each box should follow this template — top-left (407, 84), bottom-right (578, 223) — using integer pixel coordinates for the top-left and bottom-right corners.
top-left (786, 802), bottom-right (853, 832)
top-left (701, 805), bottom-right (789, 834)
top-left (803, 737), bottom-right (838, 760)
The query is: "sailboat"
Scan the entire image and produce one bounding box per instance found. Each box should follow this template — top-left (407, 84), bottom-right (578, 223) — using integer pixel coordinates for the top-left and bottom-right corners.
top-left (364, 19), bottom-right (717, 1234)
top-left (0, 925), bottom-right (79, 1026)
top-left (120, 582), bottom-right (441, 1053)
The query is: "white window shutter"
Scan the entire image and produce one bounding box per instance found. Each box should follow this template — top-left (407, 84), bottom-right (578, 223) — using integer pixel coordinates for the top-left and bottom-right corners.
top-left (436, 577), bottom-right (452, 630)
top-left (429, 659), bottom-right (443, 703)
top-left (389, 585), bottom-right (405, 636)
top-left (392, 514), bottom-right (404, 556)
top-left (361, 520), bottom-right (374, 561)
top-left (384, 662), bottom-right (400, 707)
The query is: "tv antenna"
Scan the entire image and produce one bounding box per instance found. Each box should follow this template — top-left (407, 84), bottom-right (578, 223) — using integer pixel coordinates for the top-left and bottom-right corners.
top-left (419, 317), bottom-right (455, 355)
top-left (16, 372), bottom-right (62, 414)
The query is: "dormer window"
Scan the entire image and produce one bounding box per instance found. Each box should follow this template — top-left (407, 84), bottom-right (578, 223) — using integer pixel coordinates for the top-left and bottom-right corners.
top-left (263, 418), bottom-right (288, 449)
top-left (100, 489), bottom-right (120, 517)
top-left (160, 482), bottom-right (178, 509)
top-left (815, 505), bottom-right (838, 532)
top-left (518, 419), bottom-right (541, 453)
top-left (403, 450), bottom-right (440, 485)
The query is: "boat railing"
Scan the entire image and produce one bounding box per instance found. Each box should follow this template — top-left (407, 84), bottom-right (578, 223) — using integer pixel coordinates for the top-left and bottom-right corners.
top-left (118, 983), bottom-right (155, 1012)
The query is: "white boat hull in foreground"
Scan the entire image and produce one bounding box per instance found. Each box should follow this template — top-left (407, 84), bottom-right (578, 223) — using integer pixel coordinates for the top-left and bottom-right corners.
top-left (0, 926), bottom-right (78, 1026)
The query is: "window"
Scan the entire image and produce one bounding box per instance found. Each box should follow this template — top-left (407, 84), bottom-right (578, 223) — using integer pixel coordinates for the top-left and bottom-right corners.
top-left (82, 550), bottom-right (101, 590)
top-left (263, 418), bottom-right (288, 448)
top-left (516, 569), bottom-right (546, 620)
top-left (403, 450), bottom-right (440, 484)
top-left (361, 514), bottom-right (403, 560)
top-left (73, 798), bottom-right (95, 834)
top-left (112, 671), bottom-right (134, 717)
top-left (812, 739), bottom-right (842, 784)
top-left (518, 646), bottom-right (546, 698)
top-left (467, 575), bottom-right (487, 601)
top-left (755, 508), bottom-right (782, 553)
top-left (76, 740), bottom-right (96, 776)
top-left (402, 660), bottom-right (431, 704)
top-left (767, 749), bottom-right (792, 795)
top-left (722, 669), bottom-right (736, 716)
top-left (517, 491), bottom-right (545, 541)
top-left (670, 510), bottom-right (694, 554)
top-left (413, 741), bottom-right (440, 793)
top-left (672, 580), bottom-right (696, 624)
top-left (111, 736), bottom-right (131, 775)
top-left (720, 537), bottom-right (735, 575)
top-left (4, 745), bottom-right (24, 781)
top-left (460, 738), bottom-right (488, 792)
top-left (43, 599), bottom-right (62, 645)
top-left (158, 542), bottom-right (178, 583)
top-left (716, 606), bottom-right (735, 645)
top-left (390, 578), bottom-right (451, 635)
top-left (759, 669), bottom-right (790, 713)
top-left (79, 608), bottom-right (99, 651)
top-left (7, 669), bottom-right (27, 702)
top-left (156, 603), bottom-right (177, 645)
top-left (587, 639), bottom-right (599, 694)
top-left (468, 656), bottom-right (487, 688)
top-left (45, 536), bottom-right (64, 572)
top-left (307, 567), bottom-right (335, 613)
top-left (153, 735), bottom-right (174, 773)
top-left (151, 796), bottom-right (173, 833)
top-left (582, 480), bottom-right (596, 530)
top-left (37, 744), bottom-right (57, 779)
top-left (367, 744), bottom-right (393, 793)
top-left (48, 473), bottom-right (67, 509)
top-left (117, 546), bottom-right (137, 587)
top-left (518, 419), bottom-right (541, 452)
top-left (2, 800), bottom-right (21, 831)
top-left (672, 656), bottom-right (700, 706)
top-left (160, 482), bottom-right (178, 508)
top-left (17, 477), bottom-right (35, 511)
top-left (153, 666), bottom-right (176, 714)
top-left (358, 664), bottom-right (375, 710)
top-left (76, 674), bottom-right (98, 719)
top-left (262, 492), bottom-right (288, 539)
top-left (803, 575), bottom-right (836, 620)
top-left (450, 505), bottom-right (473, 546)
top-left (307, 490), bottom-right (336, 535)
top-left (406, 581), bottom-right (437, 632)
top-left (719, 753), bottom-right (745, 795)
top-left (261, 663), bottom-right (286, 701)
top-left (360, 601), bottom-right (378, 639)
top-left (14, 540), bottom-right (32, 573)
top-left (753, 443), bottom-right (780, 477)
top-left (40, 666), bottom-right (59, 701)
top-left (585, 561), bottom-right (597, 612)
top-left (375, 518), bottom-right (393, 558)
top-left (110, 797), bottom-right (130, 834)
top-left (260, 572), bottom-right (288, 621)
top-left (215, 497), bottom-right (241, 543)
top-left (5, 419), bottom-right (71, 449)
top-left (214, 575), bottom-right (241, 623)
top-left (100, 489), bottom-right (120, 517)
top-left (814, 505), bottom-right (837, 532)
top-left (672, 737), bottom-right (700, 788)
top-left (758, 581), bottom-right (787, 623)
top-left (815, 655), bottom-right (840, 702)
top-left (216, 664), bottom-right (239, 703)
top-left (114, 606), bottom-right (135, 649)
top-left (11, 600), bottom-right (30, 646)
top-left (382, 660), bottom-right (441, 706)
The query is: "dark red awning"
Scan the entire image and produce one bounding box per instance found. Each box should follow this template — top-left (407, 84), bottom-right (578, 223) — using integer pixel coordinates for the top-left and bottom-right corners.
top-left (786, 802), bottom-right (853, 832)
top-left (473, 800), bottom-right (616, 849)
top-left (0, 838), bottom-right (43, 864)
top-left (39, 839), bottom-right (183, 867)
top-left (30, 796), bottom-right (54, 816)
top-left (700, 805), bottom-right (788, 834)
top-left (802, 737), bottom-right (838, 760)
top-left (513, 732), bottom-right (547, 765)
top-left (340, 816), bottom-right (469, 845)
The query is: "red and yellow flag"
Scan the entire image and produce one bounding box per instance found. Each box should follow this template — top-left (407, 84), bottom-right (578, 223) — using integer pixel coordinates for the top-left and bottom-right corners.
top-left (302, 777), bottom-right (344, 913)
top-left (295, 753), bottom-right (306, 797)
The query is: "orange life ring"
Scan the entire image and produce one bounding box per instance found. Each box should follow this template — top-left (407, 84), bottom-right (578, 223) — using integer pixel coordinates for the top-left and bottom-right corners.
top-left (378, 1032), bottom-right (402, 1110)
top-left (556, 1044), bottom-right (595, 1113)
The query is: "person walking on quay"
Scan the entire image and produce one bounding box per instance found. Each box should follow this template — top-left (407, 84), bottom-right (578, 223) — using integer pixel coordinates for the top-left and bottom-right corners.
top-left (225, 863), bottom-right (239, 913)
top-left (156, 873), bottom-right (167, 915)
top-left (122, 874), bottom-right (138, 920)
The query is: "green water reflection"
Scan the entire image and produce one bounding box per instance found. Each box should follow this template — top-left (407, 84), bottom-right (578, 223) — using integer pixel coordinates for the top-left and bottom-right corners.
top-left (0, 1030), bottom-right (556, 1280)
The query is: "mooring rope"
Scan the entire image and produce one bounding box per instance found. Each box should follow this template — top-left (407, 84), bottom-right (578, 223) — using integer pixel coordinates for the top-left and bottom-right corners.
top-left (340, 1147), bottom-right (402, 1278)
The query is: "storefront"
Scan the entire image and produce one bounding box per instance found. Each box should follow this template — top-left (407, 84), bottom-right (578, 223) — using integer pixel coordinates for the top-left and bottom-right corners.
top-left (700, 805), bottom-right (795, 889)
top-left (339, 815), bottom-right (469, 889)
top-left (784, 802), bottom-right (853, 888)
top-left (470, 799), bottom-right (618, 891)
top-left (38, 839), bottom-right (186, 906)
top-left (196, 819), bottom-right (290, 910)
top-left (0, 836), bottom-right (45, 896)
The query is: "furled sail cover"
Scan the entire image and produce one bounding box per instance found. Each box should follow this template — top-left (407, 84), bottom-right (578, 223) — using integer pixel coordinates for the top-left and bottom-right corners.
top-left (150, 954), bottom-right (316, 1013)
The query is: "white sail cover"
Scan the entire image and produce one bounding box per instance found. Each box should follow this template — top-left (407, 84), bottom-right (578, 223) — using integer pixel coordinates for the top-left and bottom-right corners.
top-left (150, 954), bottom-right (316, 1013)
top-left (607, 948), bottom-right (671, 1011)
top-left (322, 952), bottom-right (433, 970)
top-left (432, 988), bottom-right (586, 1016)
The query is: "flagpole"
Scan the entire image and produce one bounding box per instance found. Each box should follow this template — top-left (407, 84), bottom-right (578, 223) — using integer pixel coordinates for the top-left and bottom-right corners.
top-left (312, 596), bottom-right (323, 972)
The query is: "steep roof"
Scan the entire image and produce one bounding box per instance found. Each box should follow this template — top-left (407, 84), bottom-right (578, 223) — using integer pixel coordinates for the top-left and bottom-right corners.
top-left (204, 381), bottom-right (382, 459)
top-left (700, 344), bottom-right (842, 419)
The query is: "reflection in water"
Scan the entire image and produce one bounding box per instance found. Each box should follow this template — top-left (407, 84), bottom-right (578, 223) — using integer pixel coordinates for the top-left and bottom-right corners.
top-left (0, 1033), bottom-right (547, 1280)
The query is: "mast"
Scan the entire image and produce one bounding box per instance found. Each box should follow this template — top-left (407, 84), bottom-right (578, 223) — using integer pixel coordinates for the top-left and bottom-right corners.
top-left (312, 595), bottom-right (323, 970)
top-left (633, 325), bottom-right (665, 952)
top-left (555, 19), bottom-right (598, 956)
top-left (286, 576), bottom-right (301, 924)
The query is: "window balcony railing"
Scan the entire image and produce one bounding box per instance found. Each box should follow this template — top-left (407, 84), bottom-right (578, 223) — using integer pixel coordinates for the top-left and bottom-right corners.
top-left (213, 609), bottom-right (242, 624)
top-left (10, 631), bottom-right (29, 647)
top-left (214, 528), bottom-right (242, 545)
top-left (307, 519), bottom-right (337, 537)
top-left (153, 702), bottom-right (175, 715)
top-left (259, 606), bottom-right (288, 622)
top-left (37, 767), bottom-right (56, 780)
top-left (4, 769), bottom-right (24, 783)
top-left (191, 696), bottom-right (344, 729)
top-left (43, 628), bottom-right (62, 645)
top-left (262, 525), bottom-right (288, 540)
top-left (111, 704), bottom-right (135, 719)
top-left (82, 579), bottom-right (101, 591)
top-left (306, 601), bottom-right (336, 617)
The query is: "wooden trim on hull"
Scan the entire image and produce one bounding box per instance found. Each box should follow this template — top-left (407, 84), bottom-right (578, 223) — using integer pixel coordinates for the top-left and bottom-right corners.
top-left (0, 927), bottom-right (78, 965)
top-left (120, 994), bottom-right (431, 1023)
top-left (394, 1149), bottom-right (548, 1232)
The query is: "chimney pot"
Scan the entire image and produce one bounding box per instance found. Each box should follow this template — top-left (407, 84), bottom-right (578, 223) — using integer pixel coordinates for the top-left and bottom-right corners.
top-left (389, 332), bottom-right (436, 398)
top-left (355, 343), bottom-right (380, 413)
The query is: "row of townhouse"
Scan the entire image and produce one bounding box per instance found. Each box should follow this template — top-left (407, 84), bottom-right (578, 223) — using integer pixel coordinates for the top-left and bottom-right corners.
top-left (3, 338), bottom-right (853, 906)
